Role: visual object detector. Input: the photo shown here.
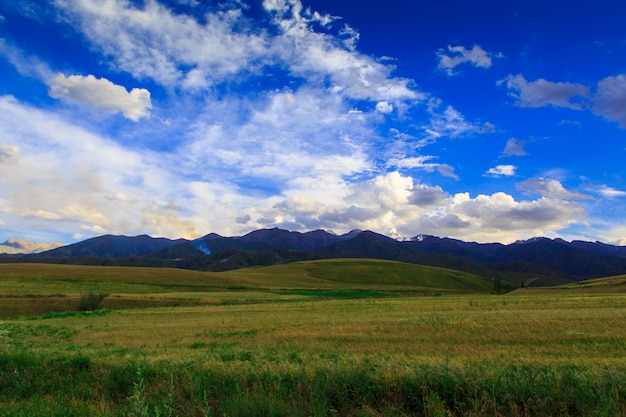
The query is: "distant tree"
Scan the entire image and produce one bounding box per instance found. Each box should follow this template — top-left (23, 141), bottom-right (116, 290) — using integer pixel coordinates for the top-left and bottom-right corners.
top-left (494, 274), bottom-right (502, 294)
top-left (77, 291), bottom-right (108, 311)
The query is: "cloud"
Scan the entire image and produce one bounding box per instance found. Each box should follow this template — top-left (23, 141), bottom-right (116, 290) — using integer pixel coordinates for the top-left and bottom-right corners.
top-left (54, 0), bottom-right (268, 90)
top-left (0, 1), bottom-right (598, 245)
top-left (0, 145), bottom-right (20, 164)
top-left (437, 44), bottom-right (502, 75)
top-left (592, 74), bottom-right (626, 127)
top-left (425, 99), bottom-right (495, 139)
top-left (516, 178), bottom-right (589, 200)
top-left (47, 74), bottom-right (151, 121)
top-left (0, 39), bottom-right (54, 80)
top-left (437, 164), bottom-right (459, 180)
top-left (485, 165), bottom-right (516, 177)
top-left (252, 171), bottom-right (586, 243)
top-left (499, 74), bottom-right (589, 110)
top-left (502, 138), bottom-right (527, 156)
top-left (54, 0), bottom-right (419, 104)
top-left (376, 101), bottom-right (393, 113)
top-left (588, 184), bottom-right (626, 198)
top-left (441, 192), bottom-right (586, 238)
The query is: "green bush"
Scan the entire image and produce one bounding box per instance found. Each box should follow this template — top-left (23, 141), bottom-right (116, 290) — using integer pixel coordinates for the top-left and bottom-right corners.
top-left (77, 291), bottom-right (108, 311)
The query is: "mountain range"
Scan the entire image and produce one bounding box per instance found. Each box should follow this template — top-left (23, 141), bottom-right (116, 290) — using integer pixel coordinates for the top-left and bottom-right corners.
top-left (2, 229), bottom-right (626, 287)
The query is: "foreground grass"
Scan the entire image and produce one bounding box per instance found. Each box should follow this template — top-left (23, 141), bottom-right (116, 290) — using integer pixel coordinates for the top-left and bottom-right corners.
top-left (2, 292), bottom-right (626, 416)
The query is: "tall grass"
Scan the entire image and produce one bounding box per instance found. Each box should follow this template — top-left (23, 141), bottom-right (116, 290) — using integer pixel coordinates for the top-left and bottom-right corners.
top-left (1, 353), bottom-right (625, 416)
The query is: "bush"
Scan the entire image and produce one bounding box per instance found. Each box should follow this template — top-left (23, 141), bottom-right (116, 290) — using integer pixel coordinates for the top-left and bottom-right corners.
top-left (77, 291), bottom-right (108, 311)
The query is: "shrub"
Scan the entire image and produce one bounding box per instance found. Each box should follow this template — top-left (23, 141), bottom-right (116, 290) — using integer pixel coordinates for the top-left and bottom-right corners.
top-left (77, 291), bottom-right (109, 311)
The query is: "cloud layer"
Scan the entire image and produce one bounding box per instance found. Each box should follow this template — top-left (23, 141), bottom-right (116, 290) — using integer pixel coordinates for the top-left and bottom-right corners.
top-left (0, 0), bottom-right (624, 245)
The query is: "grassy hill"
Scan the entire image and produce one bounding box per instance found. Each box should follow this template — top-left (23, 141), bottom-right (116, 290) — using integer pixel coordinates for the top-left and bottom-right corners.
top-left (218, 258), bottom-right (503, 292)
top-left (0, 259), bottom-right (508, 318)
top-left (513, 273), bottom-right (626, 295)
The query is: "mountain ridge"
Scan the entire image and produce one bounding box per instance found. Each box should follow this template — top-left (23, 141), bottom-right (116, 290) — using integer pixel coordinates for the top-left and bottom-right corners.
top-left (3, 229), bottom-right (626, 286)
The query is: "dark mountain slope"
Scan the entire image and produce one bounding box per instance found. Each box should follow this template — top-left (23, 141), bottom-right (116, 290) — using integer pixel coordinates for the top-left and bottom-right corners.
top-left (31, 235), bottom-right (187, 258)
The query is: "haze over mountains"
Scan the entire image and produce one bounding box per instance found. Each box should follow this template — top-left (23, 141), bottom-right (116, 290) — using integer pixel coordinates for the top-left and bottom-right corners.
top-left (2, 228), bottom-right (626, 287)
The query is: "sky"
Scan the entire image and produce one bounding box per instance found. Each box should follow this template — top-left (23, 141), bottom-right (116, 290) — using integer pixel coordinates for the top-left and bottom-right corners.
top-left (1, 0), bottom-right (626, 245)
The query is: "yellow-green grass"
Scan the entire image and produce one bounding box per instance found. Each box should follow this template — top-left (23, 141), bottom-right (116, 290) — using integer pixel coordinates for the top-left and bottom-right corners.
top-left (3, 293), bottom-right (626, 367)
top-left (2, 263), bottom-right (626, 416)
top-left (3, 293), bottom-right (626, 415)
top-left (0, 260), bottom-right (503, 318)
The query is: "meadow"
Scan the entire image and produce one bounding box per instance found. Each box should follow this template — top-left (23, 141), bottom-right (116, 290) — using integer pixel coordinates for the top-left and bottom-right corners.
top-left (1, 260), bottom-right (626, 416)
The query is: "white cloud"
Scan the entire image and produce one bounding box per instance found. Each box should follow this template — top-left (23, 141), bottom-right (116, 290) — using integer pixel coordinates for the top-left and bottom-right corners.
top-left (254, 172), bottom-right (587, 243)
top-left (376, 101), bottom-right (393, 113)
top-left (592, 74), bottom-right (626, 128)
top-left (500, 74), bottom-right (589, 110)
top-left (502, 138), bottom-right (527, 156)
top-left (55, 0), bottom-right (267, 89)
top-left (47, 74), bottom-right (151, 121)
top-left (437, 44), bottom-right (502, 75)
top-left (588, 184), bottom-right (626, 198)
top-left (485, 165), bottom-right (516, 177)
top-left (0, 95), bottom-right (197, 239)
top-left (516, 178), bottom-right (589, 200)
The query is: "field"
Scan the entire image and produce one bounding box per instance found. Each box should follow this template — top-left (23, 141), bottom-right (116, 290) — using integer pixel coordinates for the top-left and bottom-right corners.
top-left (1, 261), bottom-right (626, 416)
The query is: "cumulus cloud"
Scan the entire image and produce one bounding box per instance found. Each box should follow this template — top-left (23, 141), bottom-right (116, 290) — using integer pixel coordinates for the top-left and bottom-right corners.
top-left (437, 44), bottom-right (502, 75)
top-left (47, 74), bottom-right (151, 121)
top-left (516, 178), bottom-right (589, 200)
top-left (592, 74), bottom-right (626, 127)
top-left (499, 74), bottom-right (589, 109)
top-left (249, 171), bottom-right (587, 243)
top-left (485, 165), bottom-right (516, 177)
top-left (376, 101), bottom-right (393, 113)
top-left (443, 192), bottom-right (586, 237)
top-left (502, 138), bottom-right (527, 156)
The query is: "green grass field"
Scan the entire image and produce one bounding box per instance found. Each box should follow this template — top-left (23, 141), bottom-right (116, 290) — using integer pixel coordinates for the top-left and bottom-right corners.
top-left (1, 261), bottom-right (626, 416)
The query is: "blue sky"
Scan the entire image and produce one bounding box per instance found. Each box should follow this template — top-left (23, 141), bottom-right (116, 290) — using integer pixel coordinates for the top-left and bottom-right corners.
top-left (1, 0), bottom-right (626, 245)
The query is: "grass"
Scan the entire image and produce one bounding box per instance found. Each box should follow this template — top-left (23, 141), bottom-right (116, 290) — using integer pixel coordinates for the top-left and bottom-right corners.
top-left (1, 262), bottom-right (626, 415)
top-left (0, 260), bottom-right (508, 318)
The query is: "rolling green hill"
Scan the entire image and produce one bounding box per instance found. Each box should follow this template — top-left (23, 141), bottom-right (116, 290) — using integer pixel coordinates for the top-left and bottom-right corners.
top-left (513, 273), bottom-right (626, 295)
top-left (0, 259), bottom-right (504, 294)
top-left (0, 259), bottom-right (510, 317)
top-left (218, 258), bottom-right (504, 293)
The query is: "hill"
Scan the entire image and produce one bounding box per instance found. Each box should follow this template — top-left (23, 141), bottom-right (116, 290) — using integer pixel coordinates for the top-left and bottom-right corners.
top-left (217, 258), bottom-right (506, 293)
top-left (0, 259), bottom-right (506, 317)
top-left (0, 259), bottom-right (502, 295)
top-left (514, 274), bottom-right (626, 295)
